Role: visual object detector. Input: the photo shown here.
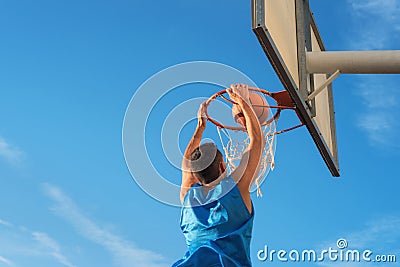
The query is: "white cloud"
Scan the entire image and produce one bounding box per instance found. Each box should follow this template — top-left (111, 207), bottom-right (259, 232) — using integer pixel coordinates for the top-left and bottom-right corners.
top-left (32, 232), bottom-right (77, 267)
top-left (0, 137), bottom-right (24, 165)
top-left (0, 256), bottom-right (14, 267)
top-left (349, 0), bottom-right (400, 19)
top-left (357, 112), bottom-right (397, 147)
top-left (346, 216), bottom-right (400, 249)
top-left (347, 0), bottom-right (400, 49)
top-left (0, 219), bottom-right (13, 228)
top-left (354, 77), bottom-right (400, 149)
top-left (345, 1), bottom-right (400, 149)
top-left (0, 220), bottom-right (76, 267)
top-left (42, 184), bottom-right (169, 267)
top-left (356, 84), bottom-right (397, 110)
top-left (317, 216), bottom-right (400, 266)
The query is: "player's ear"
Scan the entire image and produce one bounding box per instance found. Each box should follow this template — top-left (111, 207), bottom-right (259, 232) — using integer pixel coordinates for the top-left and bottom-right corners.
top-left (219, 162), bottom-right (226, 175)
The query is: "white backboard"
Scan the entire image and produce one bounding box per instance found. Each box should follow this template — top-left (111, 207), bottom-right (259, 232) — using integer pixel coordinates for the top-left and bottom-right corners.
top-left (252, 0), bottom-right (339, 176)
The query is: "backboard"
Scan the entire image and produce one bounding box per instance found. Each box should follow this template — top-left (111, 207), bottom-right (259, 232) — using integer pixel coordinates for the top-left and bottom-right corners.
top-left (251, 0), bottom-right (340, 176)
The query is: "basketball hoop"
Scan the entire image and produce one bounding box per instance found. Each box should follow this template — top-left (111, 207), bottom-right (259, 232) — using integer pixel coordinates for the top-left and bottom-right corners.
top-left (204, 87), bottom-right (304, 196)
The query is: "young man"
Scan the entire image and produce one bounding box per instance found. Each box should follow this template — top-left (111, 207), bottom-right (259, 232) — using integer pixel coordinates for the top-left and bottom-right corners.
top-left (173, 84), bottom-right (264, 267)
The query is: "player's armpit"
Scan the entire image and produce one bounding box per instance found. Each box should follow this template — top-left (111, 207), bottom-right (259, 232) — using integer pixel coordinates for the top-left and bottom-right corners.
top-left (180, 171), bottom-right (198, 203)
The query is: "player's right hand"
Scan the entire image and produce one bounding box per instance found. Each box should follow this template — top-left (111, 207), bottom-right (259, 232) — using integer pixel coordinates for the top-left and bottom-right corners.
top-left (227, 84), bottom-right (250, 105)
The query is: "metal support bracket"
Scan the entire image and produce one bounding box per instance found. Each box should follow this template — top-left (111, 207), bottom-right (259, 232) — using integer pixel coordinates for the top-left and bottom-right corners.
top-left (252, 0), bottom-right (265, 29)
top-left (308, 70), bottom-right (341, 101)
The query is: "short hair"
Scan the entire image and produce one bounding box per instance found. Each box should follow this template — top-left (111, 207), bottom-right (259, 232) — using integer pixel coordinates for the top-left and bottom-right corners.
top-left (190, 143), bottom-right (224, 185)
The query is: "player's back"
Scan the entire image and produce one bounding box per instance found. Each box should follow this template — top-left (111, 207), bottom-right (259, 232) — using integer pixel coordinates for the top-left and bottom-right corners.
top-left (173, 176), bottom-right (254, 267)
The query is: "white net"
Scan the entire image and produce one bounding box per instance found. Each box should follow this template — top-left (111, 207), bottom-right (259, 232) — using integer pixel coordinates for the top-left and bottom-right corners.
top-left (216, 119), bottom-right (277, 197)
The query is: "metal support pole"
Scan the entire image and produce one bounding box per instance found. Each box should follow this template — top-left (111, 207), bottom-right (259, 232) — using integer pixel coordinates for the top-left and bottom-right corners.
top-left (307, 50), bottom-right (400, 74)
top-left (308, 70), bottom-right (341, 101)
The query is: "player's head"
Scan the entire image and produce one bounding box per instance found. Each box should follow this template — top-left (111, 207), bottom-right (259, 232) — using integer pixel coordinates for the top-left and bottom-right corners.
top-left (190, 143), bottom-right (226, 185)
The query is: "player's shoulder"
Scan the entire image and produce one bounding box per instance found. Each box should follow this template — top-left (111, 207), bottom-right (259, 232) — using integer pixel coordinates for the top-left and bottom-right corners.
top-left (182, 177), bottom-right (237, 206)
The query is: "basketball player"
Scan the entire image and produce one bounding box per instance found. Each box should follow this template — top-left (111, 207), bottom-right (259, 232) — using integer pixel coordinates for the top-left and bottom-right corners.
top-left (173, 84), bottom-right (264, 266)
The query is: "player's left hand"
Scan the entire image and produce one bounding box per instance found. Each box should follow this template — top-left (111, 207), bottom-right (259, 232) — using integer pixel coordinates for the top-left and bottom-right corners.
top-left (197, 102), bottom-right (207, 129)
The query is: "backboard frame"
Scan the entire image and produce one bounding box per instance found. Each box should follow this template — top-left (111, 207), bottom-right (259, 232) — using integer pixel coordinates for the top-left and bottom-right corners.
top-left (251, 0), bottom-right (340, 176)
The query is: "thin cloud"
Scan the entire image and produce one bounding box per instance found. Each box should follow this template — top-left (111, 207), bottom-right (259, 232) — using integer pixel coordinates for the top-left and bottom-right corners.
top-left (0, 220), bottom-right (75, 267)
top-left (0, 256), bottom-right (14, 267)
top-left (357, 112), bottom-right (397, 148)
top-left (0, 137), bottom-right (24, 165)
top-left (347, 0), bottom-right (400, 49)
top-left (317, 216), bottom-right (400, 267)
top-left (42, 184), bottom-right (169, 267)
top-left (345, 1), bottom-right (400, 148)
top-left (349, 0), bottom-right (400, 19)
top-left (32, 232), bottom-right (77, 267)
top-left (356, 84), bottom-right (397, 110)
top-left (348, 216), bottom-right (400, 248)
top-left (0, 219), bottom-right (13, 227)
top-left (354, 78), bottom-right (400, 149)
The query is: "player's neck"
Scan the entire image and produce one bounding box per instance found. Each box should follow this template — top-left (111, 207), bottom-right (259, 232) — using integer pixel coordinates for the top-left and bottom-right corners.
top-left (201, 172), bottom-right (227, 192)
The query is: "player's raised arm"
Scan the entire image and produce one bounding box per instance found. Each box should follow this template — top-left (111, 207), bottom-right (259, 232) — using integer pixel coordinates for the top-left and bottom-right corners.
top-left (228, 84), bottom-right (264, 212)
top-left (180, 102), bottom-right (207, 203)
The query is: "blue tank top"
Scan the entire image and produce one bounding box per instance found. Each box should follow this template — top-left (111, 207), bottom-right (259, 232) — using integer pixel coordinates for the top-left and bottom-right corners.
top-left (173, 177), bottom-right (254, 267)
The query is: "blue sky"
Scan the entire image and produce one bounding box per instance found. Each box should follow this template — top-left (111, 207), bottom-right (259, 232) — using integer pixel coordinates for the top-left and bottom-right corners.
top-left (0, 0), bottom-right (399, 266)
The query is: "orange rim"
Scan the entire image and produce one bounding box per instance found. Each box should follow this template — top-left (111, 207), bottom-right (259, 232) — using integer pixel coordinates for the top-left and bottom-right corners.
top-left (204, 87), bottom-right (296, 131)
